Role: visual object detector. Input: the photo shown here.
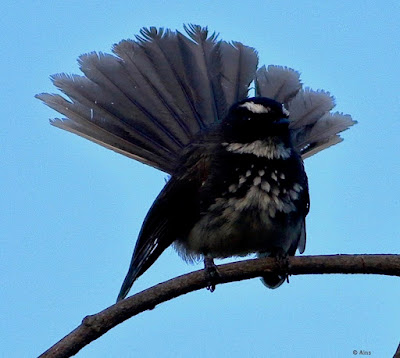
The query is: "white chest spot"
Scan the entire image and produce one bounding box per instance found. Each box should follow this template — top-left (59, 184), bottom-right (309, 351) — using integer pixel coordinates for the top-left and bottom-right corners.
top-left (228, 184), bottom-right (238, 193)
top-left (293, 183), bottom-right (303, 192)
top-left (261, 181), bottom-right (271, 192)
top-left (238, 176), bottom-right (247, 185)
top-left (253, 176), bottom-right (262, 186)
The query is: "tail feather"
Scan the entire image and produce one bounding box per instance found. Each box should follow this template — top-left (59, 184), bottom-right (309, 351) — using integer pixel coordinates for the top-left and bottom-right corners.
top-left (221, 41), bottom-right (259, 106)
top-left (78, 52), bottom-right (188, 150)
top-left (260, 274), bottom-right (286, 289)
top-left (37, 25), bottom-right (259, 173)
top-left (257, 251), bottom-right (286, 289)
top-left (292, 112), bottom-right (356, 158)
top-left (288, 88), bottom-right (335, 129)
top-left (130, 26), bottom-right (209, 132)
top-left (113, 36), bottom-right (196, 143)
top-left (51, 70), bottom-right (182, 156)
top-left (178, 24), bottom-right (227, 125)
top-left (255, 65), bottom-right (302, 104)
top-left (37, 92), bottom-right (175, 171)
top-left (300, 135), bottom-right (343, 160)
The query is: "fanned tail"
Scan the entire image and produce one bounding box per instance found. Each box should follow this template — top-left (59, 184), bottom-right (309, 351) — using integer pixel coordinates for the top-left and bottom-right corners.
top-left (36, 25), bottom-right (258, 173)
top-left (255, 65), bottom-right (301, 105)
top-left (255, 65), bottom-right (356, 159)
top-left (37, 27), bottom-right (353, 168)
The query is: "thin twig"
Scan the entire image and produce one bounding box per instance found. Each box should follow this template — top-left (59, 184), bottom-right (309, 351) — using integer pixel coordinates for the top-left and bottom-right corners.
top-left (39, 254), bottom-right (400, 358)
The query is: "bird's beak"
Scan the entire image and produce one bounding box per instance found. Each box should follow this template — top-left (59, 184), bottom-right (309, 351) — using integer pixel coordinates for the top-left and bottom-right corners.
top-left (276, 117), bottom-right (290, 125)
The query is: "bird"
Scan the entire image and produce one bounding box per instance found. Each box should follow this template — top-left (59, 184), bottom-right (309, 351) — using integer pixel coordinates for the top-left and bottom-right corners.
top-left (36, 24), bottom-right (356, 301)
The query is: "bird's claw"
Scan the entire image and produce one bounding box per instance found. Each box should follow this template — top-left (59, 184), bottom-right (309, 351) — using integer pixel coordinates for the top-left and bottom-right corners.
top-left (274, 249), bottom-right (290, 283)
top-left (204, 256), bottom-right (220, 292)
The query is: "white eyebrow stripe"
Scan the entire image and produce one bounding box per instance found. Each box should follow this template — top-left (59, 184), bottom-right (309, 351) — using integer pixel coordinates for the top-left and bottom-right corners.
top-left (282, 105), bottom-right (290, 117)
top-left (239, 102), bottom-right (271, 113)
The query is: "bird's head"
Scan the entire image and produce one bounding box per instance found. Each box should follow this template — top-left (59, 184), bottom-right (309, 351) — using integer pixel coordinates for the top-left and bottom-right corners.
top-left (221, 97), bottom-right (290, 143)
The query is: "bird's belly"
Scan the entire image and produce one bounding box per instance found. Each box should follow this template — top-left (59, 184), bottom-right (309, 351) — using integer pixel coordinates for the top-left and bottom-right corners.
top-left (175, 191), bottom-right (301, 259)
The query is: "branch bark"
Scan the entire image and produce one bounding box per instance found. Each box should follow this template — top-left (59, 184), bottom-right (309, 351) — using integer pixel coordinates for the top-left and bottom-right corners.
top-left (39, 254), bottom-right (400, 358)
top-left (394, 342), bottom-right (400, 358)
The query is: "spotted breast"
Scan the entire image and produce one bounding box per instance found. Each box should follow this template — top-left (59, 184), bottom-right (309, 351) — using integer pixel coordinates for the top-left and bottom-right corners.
top-left (176, 136), bottom-right (309, 263)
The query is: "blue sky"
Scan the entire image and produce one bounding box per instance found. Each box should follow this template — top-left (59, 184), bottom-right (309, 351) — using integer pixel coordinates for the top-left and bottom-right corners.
top-left (1, 1), bottom-right (399, 357)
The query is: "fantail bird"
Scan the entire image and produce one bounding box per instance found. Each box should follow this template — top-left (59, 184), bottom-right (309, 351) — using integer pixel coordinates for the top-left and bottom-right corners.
top-left (36, 25), bottom-right (356, 301)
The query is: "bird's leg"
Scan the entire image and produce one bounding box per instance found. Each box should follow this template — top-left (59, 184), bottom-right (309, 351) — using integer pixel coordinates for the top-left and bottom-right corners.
top-left (203, 255), bottom-right (220, 292)
top-left (273, 248), bottom-right (290, 283)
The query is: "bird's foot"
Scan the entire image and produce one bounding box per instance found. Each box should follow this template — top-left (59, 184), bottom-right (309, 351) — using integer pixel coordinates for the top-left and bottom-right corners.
top-left (274, 249), bottom-right (290, 283)
top-left (204, 256), bottom-right (220, 292)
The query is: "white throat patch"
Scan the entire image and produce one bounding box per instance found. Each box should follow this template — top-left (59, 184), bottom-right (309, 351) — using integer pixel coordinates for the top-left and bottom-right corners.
top-left (223, 139), bottom-right (292, 159)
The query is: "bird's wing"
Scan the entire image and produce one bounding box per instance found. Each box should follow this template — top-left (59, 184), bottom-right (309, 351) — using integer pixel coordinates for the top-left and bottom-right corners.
top-left (36, 25), bottom-right (258, 173)
top-left (297, 181), bottom-right (310, 254)
top-left (116, 177), bottom-right (194, 301)
top-left (255, 65), bottom-right (356, 159)
top-left (117, 142), bottom-right (212, 301)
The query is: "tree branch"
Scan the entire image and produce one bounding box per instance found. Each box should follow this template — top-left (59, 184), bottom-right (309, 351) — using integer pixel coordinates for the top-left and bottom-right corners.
top-left (394, 342), bottom-right (400, 358)
top-left (39, 254), bottom-right (400, 358)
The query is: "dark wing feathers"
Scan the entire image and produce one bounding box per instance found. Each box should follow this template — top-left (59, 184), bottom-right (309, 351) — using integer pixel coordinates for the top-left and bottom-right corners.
top-left (117, 216), bottom-right (169, 301)
top-left (117, 172), bottom-right (204, 301)
top-left (117, 179), bottom-right (174, 302)
top-left (117, 142), bottom-right (212, 301)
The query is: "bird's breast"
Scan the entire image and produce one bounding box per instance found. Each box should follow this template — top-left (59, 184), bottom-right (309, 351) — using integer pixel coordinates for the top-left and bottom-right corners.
top-left (174, 151), bottom-right (305, 260)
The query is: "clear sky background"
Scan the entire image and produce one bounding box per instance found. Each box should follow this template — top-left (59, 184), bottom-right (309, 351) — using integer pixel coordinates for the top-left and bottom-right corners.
top-left (1, 1), bottom-right (399, 357)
